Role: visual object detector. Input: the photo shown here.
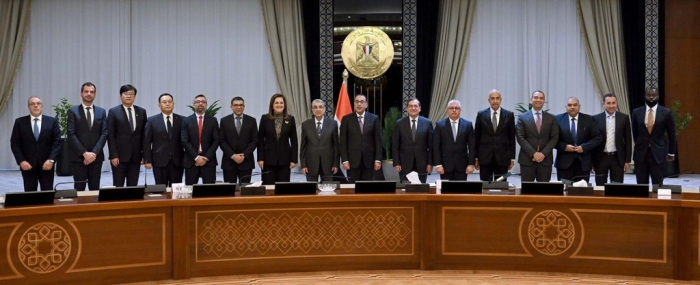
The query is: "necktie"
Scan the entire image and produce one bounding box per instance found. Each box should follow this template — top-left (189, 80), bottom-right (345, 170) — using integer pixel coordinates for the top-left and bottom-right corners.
top-left (358, 115), bottom-right (364, 134)
top-left (317, 122), bottom-right (322, 139)
top-left (198, 115), bottom-right (203, 153)
top-left (127, 107), bottom-right (134, 131)
top-left (86, 107), bottom-right (92, 130)
top-left (166, 115), bottom-right (172, 138)
top-left (411, 119), bottom-right (417, 141)
top-left (647, 109), bottom-right (654, 134)
top-left (535, 112), bottom-right (541, 133)
top-left (33, 118), bottom-right (40, 140)
top-left (452, 121), bottom-right (457, 142)
top-left (570, 118), bottom-right (577, 145)
top-left (492, 111), bottom-right (498, 132)
top-left (236, 116), bottom-right (242, 135)
top-left (605, 115), bottom-right (614, 152)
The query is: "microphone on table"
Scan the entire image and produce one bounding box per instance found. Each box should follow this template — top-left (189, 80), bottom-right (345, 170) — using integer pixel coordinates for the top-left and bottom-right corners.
top-left (561, 174), bottom-right (606, 186)
top-left (54, 179), bottom-right (88, 190)
top-left (238, 171), bottom-right (272, 186)
top-left (321, 175), bottom-right (352, 183)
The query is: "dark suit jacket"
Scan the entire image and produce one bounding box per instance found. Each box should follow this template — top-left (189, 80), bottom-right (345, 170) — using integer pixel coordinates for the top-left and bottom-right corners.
top-left (515, 111), bottom-right (559, 166)
top-left (392, 116), bottom-right (433, 171)
top-left (474, 108), bottom-right (516, 165)
top-left (339, 112), bottom-right (382, 168)
top-left (554, 113), bottom-right (603, 171)
top-left (257, 115), bottom-right (298, 166)
top-left (300, 117), bottom-right (339, 175)
top-left (592, 111), bottom-right (632, 166)
top-left (143, 113), bottom-right (185, 168)
top-left (67, 105), bottom-right (108, 162)
top-left (433, 117), bottom-right (475, 172)
top-left (631, 105), bottom-right (676, 165)
top-left (220, 113), bottom-right (258, 170)
top-left (11, 115), bottom-right (62, 167)
top-left (107, 105), bottom-right (147, 163)
top-left (181, 114), bottom-right (219, 168)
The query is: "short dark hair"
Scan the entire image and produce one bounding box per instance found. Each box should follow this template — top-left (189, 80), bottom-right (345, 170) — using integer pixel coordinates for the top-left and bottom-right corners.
top-left (354, 94), bottom-right (367, 101)
top-left (81, 82), bottom-right (96, 93)
top-left (267, 93), bottom-right (288, 119)
top-left (119, 84), bottom-right (137, 96)
top-left (407, 98), bottom-right (420, 106)
top-left (603, 93), bottom-right (616, 100)
top-left (531, 90), bottom-right (545, 98)
top-left (158, 93), bottom-right (173, 103)
top-left (231, 96), bottom-right (244, 105)
top-left (194, 94), bottom-right (206, 101)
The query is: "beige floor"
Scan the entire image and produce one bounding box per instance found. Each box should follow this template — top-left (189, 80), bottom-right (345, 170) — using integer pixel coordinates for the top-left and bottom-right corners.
top-left (123, 270), bottom-right (698, 284)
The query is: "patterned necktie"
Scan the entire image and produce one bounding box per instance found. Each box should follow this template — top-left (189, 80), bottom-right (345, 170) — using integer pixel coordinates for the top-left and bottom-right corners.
top-left (570, 118), bottom-right (577, 145)
top-left (647, 109), bottom-right (654, 134)
top-left (198, 115), bottom-right (203, 153)
top-left (236, 116), bottom-right (242, 135)
top-left (535, 112), bottom-right (541, 133)
top-left (605, 115), bottom-right (614, 152)
top-left (492, 111), bottom-right (498, 132)
top-left (33, 118), bottom-right (39, 140)
top-left (358, 115), bottom-right (364, 134)
top-left (86, 107), bottom-right (92, 130)
top-left (317, 122), bottom-right (322, 139)
top-left (452, 121), bottom-right (457, 142)
top-left (127, 107), bottom-right (134, 131)
top-left (166, 115), bottom-right (172, 138)
top-left (411, 119), bottom-right (417, 141)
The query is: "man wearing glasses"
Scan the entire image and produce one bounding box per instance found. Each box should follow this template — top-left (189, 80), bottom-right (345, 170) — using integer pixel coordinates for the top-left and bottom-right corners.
top-left (433, 100), bottom-right (476, 180)
top-left (340, 94), bottom-right (382, 182)
top-left (392, 98), bottom-right (433, 183)
top-left (219, 97), bottom-right (258, 183)
top-left (182, 94), bottom-right (219, 185)
top-left (107, 84), bottom-right (147, 187)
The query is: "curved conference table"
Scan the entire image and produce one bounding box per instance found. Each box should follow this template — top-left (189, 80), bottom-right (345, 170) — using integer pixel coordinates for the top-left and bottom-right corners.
top-left (1, 186), bottom-right (700, 284)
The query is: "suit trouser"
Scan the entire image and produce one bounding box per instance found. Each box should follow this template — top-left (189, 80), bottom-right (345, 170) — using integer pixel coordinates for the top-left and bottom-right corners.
top-left (440, 168), bottom-right (468, 181)
top-left (185, 163), bottom-right (216, 185)
top-left (479, 156), bottom-right (509, 181)
top-left (635, 147), bottom-right (664, 185)
top-left (399, 158), bottom-right (427, 183)
top-left (262, 165), bottom-right (291, 185)
top-left (73, 161), bottom-right (103, 190)
top-left (347, 156), bottom-right (375, 183)
top-left (305, 159), bottom-right (331, 182)
top-left (556, 159), bottom-right (589, 183)
top-left (223, 167), bottom-right (253, 184)
top-left (21, 165), bottom-right (54, 191)
top-left (520, 163), bottom-right (552, 182)
top-left (594, 153), bottom-right (625, 185)
top-left (111, 160), bottom-right (141, 187)
top-left (153, 160), bottom-right (184, 186)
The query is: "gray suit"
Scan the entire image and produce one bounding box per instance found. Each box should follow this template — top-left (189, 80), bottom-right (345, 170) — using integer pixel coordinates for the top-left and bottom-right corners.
top-left (300, 117), bottom-right (340, 181)
top-left (516, 110), bottom-right (559, 182)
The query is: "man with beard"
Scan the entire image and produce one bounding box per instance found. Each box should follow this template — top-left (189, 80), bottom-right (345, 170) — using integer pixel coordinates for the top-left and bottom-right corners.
top-left (67, 82), bottom-right (108, 190)
top-left (631, 88), bottom-right (676, 185)
top-left (182, 94), bottom-right (219, 185)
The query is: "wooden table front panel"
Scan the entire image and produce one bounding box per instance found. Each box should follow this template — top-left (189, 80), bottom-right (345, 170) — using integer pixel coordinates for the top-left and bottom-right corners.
top-left (0, 207), bottom-right (172, 285)
top-left (186, 201), bottom-right (421, 277)
top-left (435, 201), bottom-right (675, 279)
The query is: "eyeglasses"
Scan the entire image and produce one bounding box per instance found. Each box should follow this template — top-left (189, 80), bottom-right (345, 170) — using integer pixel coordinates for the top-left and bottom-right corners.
top-left (447, 107), bottom-right (461, 111)
top-left (354, 100), bottom-right (366, 104)
top-left (193, 100), bottom-right (207, 104)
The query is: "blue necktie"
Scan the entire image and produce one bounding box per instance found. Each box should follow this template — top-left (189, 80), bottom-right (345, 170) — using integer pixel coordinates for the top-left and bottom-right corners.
top-left (570, 118), bottom-right (577, 145)
top-left (33, 118), bottom-right (39, 140)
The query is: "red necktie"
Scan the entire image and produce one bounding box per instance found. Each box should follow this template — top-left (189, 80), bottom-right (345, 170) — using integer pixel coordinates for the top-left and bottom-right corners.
top-left (198, 115), bottom-right (203, 153)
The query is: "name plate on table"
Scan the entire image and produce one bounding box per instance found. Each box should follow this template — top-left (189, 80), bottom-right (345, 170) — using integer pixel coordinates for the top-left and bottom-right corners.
top-left (405, 183), bottom-right (430, 192)
top-left (567, 186), bottom-right (594, 196)
top-left (240, 186), bottom-right (266, 196)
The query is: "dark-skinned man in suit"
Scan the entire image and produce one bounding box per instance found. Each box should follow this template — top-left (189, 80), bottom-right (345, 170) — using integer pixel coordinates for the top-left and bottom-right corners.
top-left (474, 89), bottom-right (516, 181)
top-left (67, 82), bottom-right (108, 190)
top-left (592, 93), bottom-right (632, 185)
top-left (554, 97), bottom-right (603, 183)
top-left (340, 94), bottom-right (382, 182)
top-left (11, 96), bottom-right (62, 191)
top-left (433, 99), bottom-right (475, 180)
top-left (144, 93), bottom-right (185, 186)
top-left (300, 99), bottom-right (339, 182)
top-left (393, 98), bottom-right (433, 183)
top-left (107, 84), bottom-right (147, 187)
top-left (515, 90), bottom-right (559, 182)
top-left (632, 88), bottom-right (676, 185)
top-left (220, 96), bottom-right (258, 184)
top-left (182, 94), bottom-right (219, 185)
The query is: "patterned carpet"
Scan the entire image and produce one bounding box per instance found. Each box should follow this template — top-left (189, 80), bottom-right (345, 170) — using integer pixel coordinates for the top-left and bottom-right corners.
top-left (123, 270), bottom-right (696, 284)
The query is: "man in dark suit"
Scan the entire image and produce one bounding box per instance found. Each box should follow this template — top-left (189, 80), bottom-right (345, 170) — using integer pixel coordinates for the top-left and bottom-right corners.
top-left (300, 99), bottom-right (339, 182)
top-left (592, 94), bottom-right (632, 185)
top-left (107, 84), bottom-right (147, 187)
top-left (67, 82), bottom-right (108, 190)
top-left (220, 96), bottom-right (258, 183)
top-left (392, 98), bottom-right (433, 183)
top-left (10, 96), bottom-right (62, 191)
top-left (474, 89), bottom-right (516, 181)
top-left (632, 88), bottom-right (676, 185)
top-left (181, 94), bottom-right (219, 185)
top-left (340, 94), bottom-right (382, 182)
top-left (554, 97), bottom-right (602, 183)
top-left (433, 100), bottom-right (476, 180)
top-left (516, 90), bottom-right (559, 182)
top-left (144, 93), bottom-right (185, 186)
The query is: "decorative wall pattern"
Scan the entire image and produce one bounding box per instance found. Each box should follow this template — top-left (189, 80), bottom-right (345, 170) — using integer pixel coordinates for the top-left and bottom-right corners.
top-left (402, 0), bottom-right (417, 115)
top-left (644, 0), bottom-right (659, 89)
top-left (320, 0), bottom-right (335, 117)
